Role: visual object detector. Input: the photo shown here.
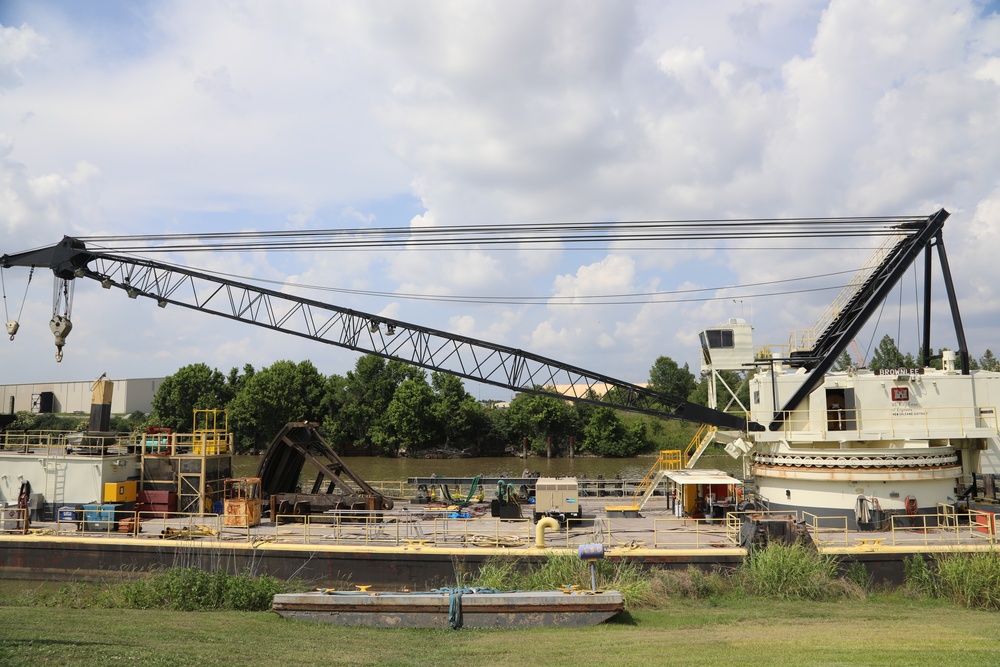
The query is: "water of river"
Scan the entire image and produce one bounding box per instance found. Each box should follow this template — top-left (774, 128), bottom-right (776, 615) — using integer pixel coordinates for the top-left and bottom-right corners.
top-left (232, 453), bottom-right (741, 481)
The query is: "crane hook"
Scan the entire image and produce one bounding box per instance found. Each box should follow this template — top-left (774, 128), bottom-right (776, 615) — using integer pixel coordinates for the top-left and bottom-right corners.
top-left (5, 320), bottom-right (17, 341)
top-left (50, 316), bottom-right (72, 363)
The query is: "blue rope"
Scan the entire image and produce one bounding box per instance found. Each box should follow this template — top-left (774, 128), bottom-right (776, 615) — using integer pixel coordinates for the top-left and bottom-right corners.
top-left (431, 587), bottom-right (500, 629)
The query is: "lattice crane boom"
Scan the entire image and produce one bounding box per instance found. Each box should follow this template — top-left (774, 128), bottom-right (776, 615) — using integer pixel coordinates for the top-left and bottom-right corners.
top-left (1, 236), bottom-right (761, 432)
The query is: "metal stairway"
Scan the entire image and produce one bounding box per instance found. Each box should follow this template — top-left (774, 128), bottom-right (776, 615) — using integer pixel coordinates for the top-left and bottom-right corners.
top-left (629, 450), bottom-right (682, 511)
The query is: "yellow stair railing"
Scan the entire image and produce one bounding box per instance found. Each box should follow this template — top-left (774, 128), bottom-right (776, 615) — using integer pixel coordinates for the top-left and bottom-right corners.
top-left (683, 424), bottom-right (718, 468)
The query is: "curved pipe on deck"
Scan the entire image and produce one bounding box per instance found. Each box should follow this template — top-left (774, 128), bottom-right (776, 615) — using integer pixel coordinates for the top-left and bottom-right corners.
top-left (534, 516), bottom-right (560, 548)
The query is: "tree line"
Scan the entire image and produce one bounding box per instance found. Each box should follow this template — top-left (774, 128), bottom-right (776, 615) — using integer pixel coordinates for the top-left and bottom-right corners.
top-left (146, 354), bottom-right (704, 457)
top-left (842, 335), bottom-right (1000, 372)
top-left (7, 335), bottom-right (999, 457)
top-left (146, 337), bottom-right (1000, 456)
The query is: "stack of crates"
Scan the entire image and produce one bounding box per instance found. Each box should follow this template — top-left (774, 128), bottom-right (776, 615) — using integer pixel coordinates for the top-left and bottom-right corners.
top-left (83, 503), bottom-right (123, 531)
top-left (135, 490), bottom-right (177, 518)
top-left (58, 506), bottom-right (83, 528)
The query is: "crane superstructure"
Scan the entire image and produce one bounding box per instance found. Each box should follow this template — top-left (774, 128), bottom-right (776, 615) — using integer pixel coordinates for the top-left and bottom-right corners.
top-left (7, 208), bottom-right (1000, 527)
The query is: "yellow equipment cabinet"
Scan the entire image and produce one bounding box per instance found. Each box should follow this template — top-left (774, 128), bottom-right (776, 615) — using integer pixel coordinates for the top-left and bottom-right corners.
top-left (104, 480), bottom-right (138, 503)
top-left (223, 478), bottom-right (262, 528)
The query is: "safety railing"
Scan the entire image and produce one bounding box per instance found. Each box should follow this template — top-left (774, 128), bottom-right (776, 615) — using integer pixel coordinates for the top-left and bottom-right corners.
top-left (122, 431), bottom-right (234, 456)
top-left (788, 232), bottom-right (901, 353)
top-left (0, 506), bottom-right (30, 534)
top-left (578, 479), bottom-right (638, 498)
top-left (936, 502), bottom-right (961, 528)
top-left (0, 430), bottom-right (130, 456)
top-left (763, 404), bottom-right (998, 442)
top-left (802, 512), bottom-right (850, 547)
top-left (967, 509), bottom-right (997, 542)
top-left (683, 425), bottom-right (715, 468)
top-left (430, 517), bottom-right (533, 548)
top-left (20, 504), bottom-right (1000, 552)
top-left (722, 509), bottom-right (803, 544)
top-left (528, 516), bottom-right (642, 550)
top-left (653, 516), bottom-right (739, 549)
top-left (51, 508), bottom-right (225, 539)
top-left (270, 510), bottom-right (399, 546)
top-left (365, 480), bottom-right (413, 499)
top-left (887, 512), bottom-right (968, 547)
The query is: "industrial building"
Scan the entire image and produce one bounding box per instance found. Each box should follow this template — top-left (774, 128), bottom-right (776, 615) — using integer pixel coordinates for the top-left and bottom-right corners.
top-left (0, 377), bottom-right (163, 417)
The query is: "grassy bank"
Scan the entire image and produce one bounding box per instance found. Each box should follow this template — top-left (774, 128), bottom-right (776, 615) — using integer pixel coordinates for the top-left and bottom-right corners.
top-left (3, 546), bottom-right (1000, 666)
top-left (2, 598), bottom-right (999, 667)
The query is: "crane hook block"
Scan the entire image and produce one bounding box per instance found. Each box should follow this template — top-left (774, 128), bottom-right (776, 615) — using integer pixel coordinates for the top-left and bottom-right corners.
top-left (5, 320), bottom-right (17, 340)
top-left (49, 316), bottom-right (72, 363)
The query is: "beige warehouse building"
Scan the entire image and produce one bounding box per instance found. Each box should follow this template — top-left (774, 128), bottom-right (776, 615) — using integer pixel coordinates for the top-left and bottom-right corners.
top-left (0, 377), bottom-right (163, 416)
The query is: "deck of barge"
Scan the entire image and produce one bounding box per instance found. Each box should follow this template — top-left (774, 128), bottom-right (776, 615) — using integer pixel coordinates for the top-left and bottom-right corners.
top-left (1, 496), bottom-right (996, 588)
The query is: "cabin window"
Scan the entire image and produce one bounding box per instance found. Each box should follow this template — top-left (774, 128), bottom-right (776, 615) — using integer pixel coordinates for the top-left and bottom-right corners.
top-left (704, 329), bottom-right (734, 348)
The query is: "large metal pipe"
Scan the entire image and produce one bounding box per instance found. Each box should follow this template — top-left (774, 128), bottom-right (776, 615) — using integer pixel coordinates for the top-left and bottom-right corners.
top-left (534, 516), bottom-right (560, 548)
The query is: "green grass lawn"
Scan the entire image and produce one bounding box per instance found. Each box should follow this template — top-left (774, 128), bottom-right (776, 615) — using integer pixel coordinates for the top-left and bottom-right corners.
top-left (2, 597), bottom-right (998, 667)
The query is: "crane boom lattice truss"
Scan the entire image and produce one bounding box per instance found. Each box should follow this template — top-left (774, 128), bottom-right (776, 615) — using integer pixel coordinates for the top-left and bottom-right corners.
top-left (0, 237), bottom-right (755, 432)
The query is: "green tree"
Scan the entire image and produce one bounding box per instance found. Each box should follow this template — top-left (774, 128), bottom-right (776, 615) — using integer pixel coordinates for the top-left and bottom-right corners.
top-left (833, 350), bottom-right (854, 372)
top-left (480, 403), bottom-right (512, 456)
top-left (980, 349), bottom-right (1000, 372)
top-left (581, 407), bottom-right (646, 457)
top-left (152, 363), bottom-right (232, 432)
top-left (648, 356), bottom-right (696, 400)
top-left (110, 410), bottom-right (151, 434)
top-left (506, 389), bottom-right (580, 455)
top-left (430, 372), bottom-right (489, 452)
top-left (226, 364), bottom-right (255, 395)
top-left (4, 411), bottom-right (83, 432)
top-left (371, 376), bottom-right (437, 455)
top-left (227, 360), bottom-right (327, 452)
top-left (868, 335), bottom-right (906, 372)
top-left (324, 355), bottom-right (421, 453)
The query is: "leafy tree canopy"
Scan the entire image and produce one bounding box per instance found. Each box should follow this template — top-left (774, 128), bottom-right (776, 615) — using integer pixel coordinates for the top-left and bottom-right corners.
top-left (980, 349), bottom-right (1000, 372)
top-left (648, 356), bottom-right (696, 401)
top-left (506, 388), bottom-right (580, 455)
top-left (430, 372), bottom-right (489, 451)
top-left (322, 355), bottom-right (422, 453)
top-left (152, 363), bottom-right (232, 432)
top-left (228, 359), bottom-right (327, 452)
top-left (371, 376), bottom-right (437, 455)
top-left (582, 407), bottom-right (646, 457)
top-left (868, 335), bottom-right (912, 372)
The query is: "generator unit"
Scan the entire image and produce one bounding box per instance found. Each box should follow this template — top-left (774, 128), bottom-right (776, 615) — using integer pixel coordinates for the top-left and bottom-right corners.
top-left (532, 477), bottom-right (581, 524)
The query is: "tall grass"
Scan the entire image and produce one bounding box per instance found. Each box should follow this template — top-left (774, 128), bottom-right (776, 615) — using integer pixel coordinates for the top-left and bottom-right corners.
top-left (469, 554), bottom-right (650, 607)
top-left (736, 542), bottom-right (863, 601)
top-left (469, 543), bottom-right (865, 608)
top-left (7, 547), bottom-right (1000, 614)
top-left (644, 566), bottom-right (730, 603)
top-left (1, 568), bottom-right (296, 612)
top-left (908, 551), bottom-right (1000, 610)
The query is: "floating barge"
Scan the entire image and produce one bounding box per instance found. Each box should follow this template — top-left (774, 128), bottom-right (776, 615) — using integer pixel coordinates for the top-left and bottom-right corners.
top-left (272, 588), bottom-right (624, 629)
top-left (2, 494), bottom-right (997, 589)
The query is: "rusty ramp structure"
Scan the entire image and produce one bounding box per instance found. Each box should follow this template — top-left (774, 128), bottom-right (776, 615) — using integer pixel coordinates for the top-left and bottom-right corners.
top-left (256, 422), bottom-right (393, 518)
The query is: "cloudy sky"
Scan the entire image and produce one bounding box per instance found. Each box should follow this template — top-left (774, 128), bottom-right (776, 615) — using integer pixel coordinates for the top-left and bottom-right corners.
top-left (1, 0), bottom-right (1000, 400)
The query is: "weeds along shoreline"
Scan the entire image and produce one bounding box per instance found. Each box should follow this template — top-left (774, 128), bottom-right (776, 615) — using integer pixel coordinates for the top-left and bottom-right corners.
top-left (2, 544), bottom-right (999, 613)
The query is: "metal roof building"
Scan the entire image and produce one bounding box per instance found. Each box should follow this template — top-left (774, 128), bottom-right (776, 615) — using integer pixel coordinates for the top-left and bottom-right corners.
top-left (0, 377), bottom-right (163, 416)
